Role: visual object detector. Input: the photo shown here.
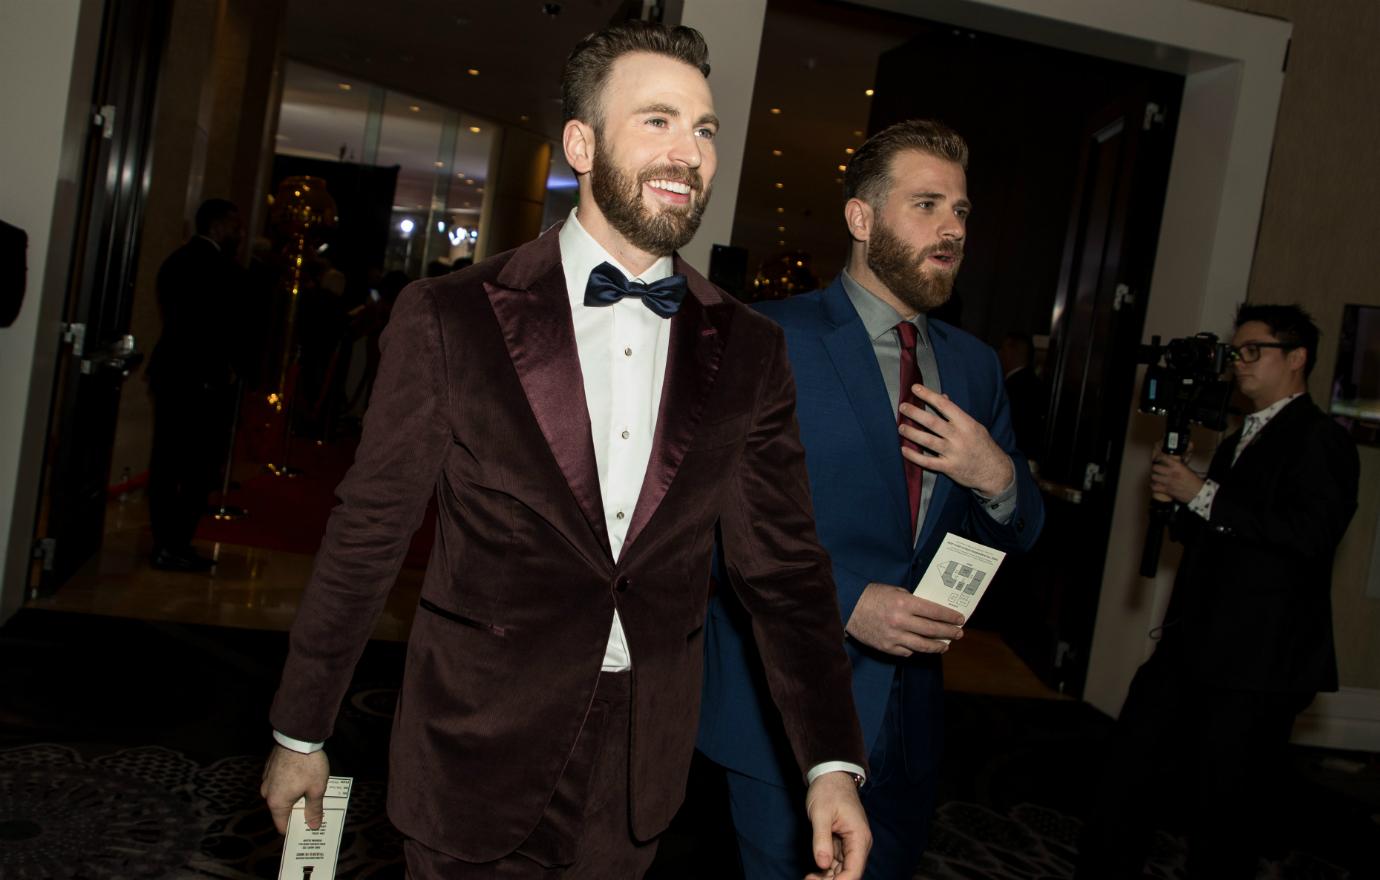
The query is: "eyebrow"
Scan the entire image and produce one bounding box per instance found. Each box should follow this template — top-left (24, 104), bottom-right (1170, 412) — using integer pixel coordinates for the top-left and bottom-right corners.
top-left (635, 103), bottom-right (720, 129)
top-left (909, 191), bottom-right (973, 210)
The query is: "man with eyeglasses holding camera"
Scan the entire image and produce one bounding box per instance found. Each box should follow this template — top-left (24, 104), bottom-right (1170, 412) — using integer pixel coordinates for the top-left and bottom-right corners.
top-left (1078, 303), bottom-right (1359, 879)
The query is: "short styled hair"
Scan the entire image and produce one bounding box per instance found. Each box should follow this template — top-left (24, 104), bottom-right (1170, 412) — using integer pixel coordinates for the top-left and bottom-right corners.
top-left (1235, 302), bottom-right (1321, 377)
top-left (195, 198), bottom-right (238, 236)
top-left (561, 20), bottom-right (710, 130)
top-left (844, 119), bottom-right (969, 207)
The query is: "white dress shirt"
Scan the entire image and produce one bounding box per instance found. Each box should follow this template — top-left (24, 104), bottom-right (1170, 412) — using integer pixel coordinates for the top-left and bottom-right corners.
top-left (559, 209), bottom-right (675, 671)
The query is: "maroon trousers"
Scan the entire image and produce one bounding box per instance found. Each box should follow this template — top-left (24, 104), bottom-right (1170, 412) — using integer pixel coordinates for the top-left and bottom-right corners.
top-left (405, 672), bottom-right (659, 879)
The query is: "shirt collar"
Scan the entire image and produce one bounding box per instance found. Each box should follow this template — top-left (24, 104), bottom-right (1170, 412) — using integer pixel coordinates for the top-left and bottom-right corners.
top-left (558, 208), bottom-right (674, 307)
top-left (1244, 391), bottom-right (1304, 427)
top-left (840, 268), bottom-right (929, 343)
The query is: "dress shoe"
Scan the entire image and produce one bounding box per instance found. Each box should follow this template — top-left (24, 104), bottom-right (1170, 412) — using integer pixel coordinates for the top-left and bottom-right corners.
top-left (150, 546), bottom-right (215, 572)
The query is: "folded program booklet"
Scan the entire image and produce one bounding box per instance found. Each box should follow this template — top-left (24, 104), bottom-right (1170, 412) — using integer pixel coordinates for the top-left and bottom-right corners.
top-left (913, 533), bottom-right (1007, 621)
top-left (278, 776), bottom-right (352, 880)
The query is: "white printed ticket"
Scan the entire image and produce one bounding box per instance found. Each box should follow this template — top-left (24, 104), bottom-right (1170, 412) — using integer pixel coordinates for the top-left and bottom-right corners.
top-left (278, 776), bottom-right (352, 880)
top-left (913, 532), bottom-right (1007, 620)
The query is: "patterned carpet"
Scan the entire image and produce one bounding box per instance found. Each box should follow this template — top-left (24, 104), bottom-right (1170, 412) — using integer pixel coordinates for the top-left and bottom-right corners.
top-left (1, 609), bottom-right (1374, 879)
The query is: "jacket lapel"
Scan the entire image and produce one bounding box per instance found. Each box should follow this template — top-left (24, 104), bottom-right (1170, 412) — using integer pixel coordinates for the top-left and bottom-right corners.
top-left (819, 280), bottom-right (912, 538)
top-left (485, 228), bottom-right (611, 559)
top-left (623, 257), bottom-right (728, 552)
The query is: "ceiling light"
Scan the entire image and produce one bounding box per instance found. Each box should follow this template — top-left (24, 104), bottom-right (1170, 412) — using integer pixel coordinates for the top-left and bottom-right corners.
top-left (853, 130), bottom-right (863, 137)
top-left (776, 207), bottom-right (784, 213)
top-left (774, 182), bottom-right (784, 189)
top-left (777, 225), bottom-right (786, 232)
top-left (771, 149), bottom-right (782, 157)
top-left (864, 88), bottom-right (875, 97)
top-left (409, 105), bottom-right (420, 112)
top-left (467, 68), bottom-right (480, 76)
top-left (465, 178), bottom-right (475, 184)
top-left (519, 114), bottom-right (530, 122)
top-left (837, 164), bottom-right (847, 172)
top-left (844, 147), bottom-right (854, 154)
top-left (469, 126), bottom-right (482, 133)
top-left (338, 83), bottom-right (352, 91)
top-left (434, 161), bottom-right (444, 168)
top-left (770, 107), bottom-right (781, 115)
top-left (778, 240), bottom-right (786, 246)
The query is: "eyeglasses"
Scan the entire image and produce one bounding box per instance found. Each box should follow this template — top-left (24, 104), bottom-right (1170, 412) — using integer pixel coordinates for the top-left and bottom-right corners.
top-left (1228, 342), bottom-right (1296, 364)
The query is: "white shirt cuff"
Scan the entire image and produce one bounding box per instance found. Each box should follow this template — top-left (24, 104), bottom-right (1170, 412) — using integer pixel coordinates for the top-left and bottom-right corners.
top-left (806, 761), bottom-right (867, 786)
top-left (1187, 478), bottom-right (1219, 520)
top-left (273, 729), bottom-right (325, 753)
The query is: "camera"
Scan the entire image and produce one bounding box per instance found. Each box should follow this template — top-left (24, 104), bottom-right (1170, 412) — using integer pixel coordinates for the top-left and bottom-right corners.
top-left (1136, 332), bottom-right (1234, 576)
top-left (1138, 333), bottom-right (1233, 454)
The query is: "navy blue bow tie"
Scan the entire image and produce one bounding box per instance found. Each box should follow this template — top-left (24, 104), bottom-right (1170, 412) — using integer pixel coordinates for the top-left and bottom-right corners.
top-left (584, 261), bottom-right (687, 318)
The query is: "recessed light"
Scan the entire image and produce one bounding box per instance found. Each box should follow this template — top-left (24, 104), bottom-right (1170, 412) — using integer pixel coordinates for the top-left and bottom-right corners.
top-left (777, 225), bottom-right (786, 232)
top-left (467, 68), bottom-right (480, 76)
top-left (477, 187), bottom-right (484, 193)
top-left (469, 126), bottom-right (482, 133)
top-left (774, 182), bottom-right (784, 189)
top-left (409, 105), bottom-right (421, 112)
top-left (771, 149), bottom-right (783, 157)
top-left (519, 114), bottom-right (530, 122)
top-left (465, 178), bottom-right (475, 184)
top-left (338, 83), bottom-right (352, 91)
top-left (864, 88), bottom-right (875, 97)
top-left (835, 177), bottom-right (843, 184)
top-left (844, 147), bottom-right (854, 155)
top-left (778, 240), bottom-right (786, 246)
top-left (434, 161), bottom-right (444, 168)
top-left (770, 107), bottom-right (781, 115)
top-left (776, 207), bottom-right (784, 213)
top-left (853, 130), bottom-right (863, 137)
top-left (837, 164), bottom-right (847, 172)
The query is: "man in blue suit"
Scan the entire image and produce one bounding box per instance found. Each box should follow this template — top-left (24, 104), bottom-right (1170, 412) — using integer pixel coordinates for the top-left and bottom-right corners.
top-left (700, 120), bottom-right (1044, 878)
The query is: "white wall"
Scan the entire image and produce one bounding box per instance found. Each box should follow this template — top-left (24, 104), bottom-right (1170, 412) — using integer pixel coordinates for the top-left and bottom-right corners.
top-left (0, 0), bottom-right (103, 621)
top-left (677, 0), bottom-right (769, 275)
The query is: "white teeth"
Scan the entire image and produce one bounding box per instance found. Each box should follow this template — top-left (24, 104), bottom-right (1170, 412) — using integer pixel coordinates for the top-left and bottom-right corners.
top-left (648, 179), bottom-right (691, 194)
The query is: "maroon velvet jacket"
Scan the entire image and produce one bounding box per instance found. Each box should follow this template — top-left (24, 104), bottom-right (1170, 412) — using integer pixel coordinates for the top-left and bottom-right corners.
top-left (269, 225), bottom-right (866, 861)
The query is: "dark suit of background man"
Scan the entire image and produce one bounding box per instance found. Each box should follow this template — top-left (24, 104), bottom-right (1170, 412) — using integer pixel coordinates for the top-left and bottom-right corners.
top-left (700, 120), bottom-right (1044, 879)
top-left (260, 22), bottom-right (873, 880)
top-left (1078, 304), bottom-right (1359, 878)
top-left (145, 198), bottom-right (245, 572)
top-left (997, 332), bottom-right (1046, 463)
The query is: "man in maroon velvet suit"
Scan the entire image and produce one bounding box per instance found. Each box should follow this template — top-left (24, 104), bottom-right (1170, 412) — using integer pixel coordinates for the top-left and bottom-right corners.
top-left (260, 21), bottom-right (870, 879)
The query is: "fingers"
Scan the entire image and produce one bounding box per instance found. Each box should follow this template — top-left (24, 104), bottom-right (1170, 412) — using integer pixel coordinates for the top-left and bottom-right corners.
top-left (910, 596), bottom-right (965, 626)
top-left (304, 786), bottom-right (326, 831)
top-left (811, 815), bottom-right (836, 874)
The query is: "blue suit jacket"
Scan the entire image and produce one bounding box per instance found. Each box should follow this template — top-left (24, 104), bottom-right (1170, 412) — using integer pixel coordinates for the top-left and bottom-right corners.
top-left (699, 278), bottom-right (1044, 786)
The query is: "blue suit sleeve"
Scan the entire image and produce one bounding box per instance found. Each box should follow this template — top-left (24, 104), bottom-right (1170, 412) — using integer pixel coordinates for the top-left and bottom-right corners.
top-left (963, 347), bottom-right (1044, 552)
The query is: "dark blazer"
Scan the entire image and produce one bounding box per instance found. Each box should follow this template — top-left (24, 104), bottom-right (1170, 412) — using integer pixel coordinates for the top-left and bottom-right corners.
top-left (269, 226), bottom-right (866, 862)
top-left (1163, 394), bottom-right (1358, 694)
top-left (147, 236), bottom-right (244, 393)
top-left (699, 278), bottom-right (1044, 786)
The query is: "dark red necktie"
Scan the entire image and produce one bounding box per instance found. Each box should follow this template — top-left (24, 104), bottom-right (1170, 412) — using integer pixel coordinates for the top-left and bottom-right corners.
top-left (896, 321), bottom-right (924, 534)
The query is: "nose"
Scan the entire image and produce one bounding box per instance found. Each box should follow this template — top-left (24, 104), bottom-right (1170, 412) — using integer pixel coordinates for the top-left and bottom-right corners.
top-left (667, 129), bottom-right (704, 170)
top-left (939, 212), bottom-right (965, 241)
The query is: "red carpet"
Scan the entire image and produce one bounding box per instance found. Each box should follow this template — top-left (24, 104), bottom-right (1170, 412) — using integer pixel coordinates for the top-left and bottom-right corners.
top-left (195, 438), bottom-right (435, 570)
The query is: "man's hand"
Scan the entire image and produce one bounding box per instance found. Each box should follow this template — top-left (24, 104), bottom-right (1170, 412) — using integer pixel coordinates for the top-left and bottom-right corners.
top-left (1150, 444), bottom-right (1205, 503)
top-left (899, 384), bottom-right (1014, 497)
top-left (261, 745), bottom-right (330, 834)
top-left (845, 583), bottom-right (965, 656)
top-left (804, 771), bottom-right (871, 880)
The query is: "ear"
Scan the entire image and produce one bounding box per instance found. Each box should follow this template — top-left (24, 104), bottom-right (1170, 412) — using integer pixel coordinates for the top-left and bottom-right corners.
top-left (563, 119), bottom-right (594, 175)
top-left (1286, 345), bottom-right (1308, 375)
top-left (843, 198), bottom-right (873, 243)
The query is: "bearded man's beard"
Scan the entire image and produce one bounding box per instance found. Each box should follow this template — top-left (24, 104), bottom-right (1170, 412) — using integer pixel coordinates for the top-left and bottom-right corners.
top-left (866, 219), bottom-right (963, 313)
top-left (590, 149), bottom-right (710, 256)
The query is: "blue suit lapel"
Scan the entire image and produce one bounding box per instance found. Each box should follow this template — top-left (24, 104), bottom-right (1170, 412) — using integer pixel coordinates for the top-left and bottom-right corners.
top-left (914, 320), bottom-right (970, 557)
top-left (819, 280), bottom-right (911, 537)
